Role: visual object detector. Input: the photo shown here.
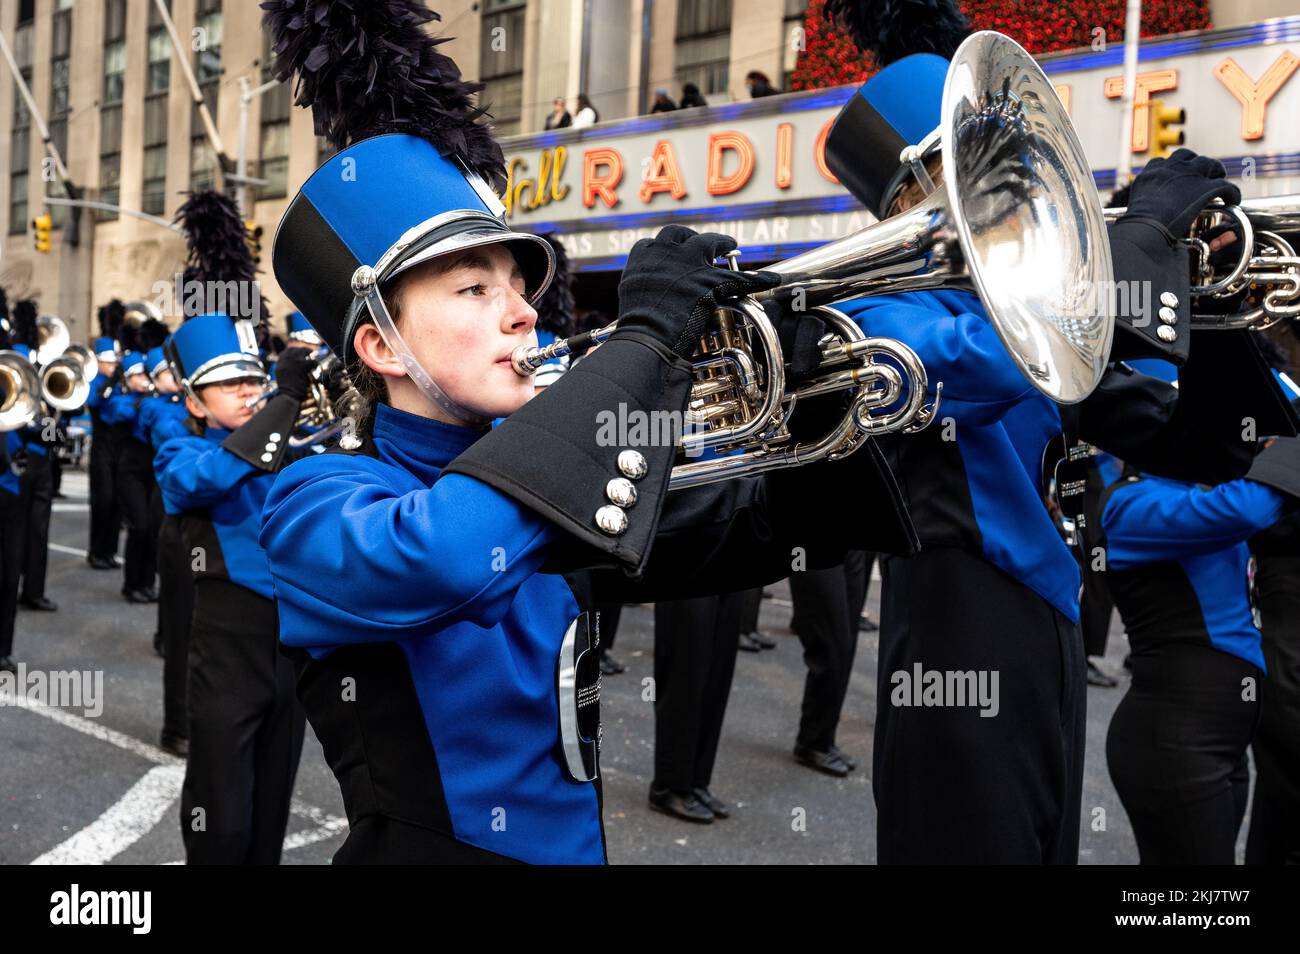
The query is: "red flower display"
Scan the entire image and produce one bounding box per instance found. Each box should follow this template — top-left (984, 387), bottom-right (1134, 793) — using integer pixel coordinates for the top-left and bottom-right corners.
top-left (790, 0), bottom-right (1213, 92)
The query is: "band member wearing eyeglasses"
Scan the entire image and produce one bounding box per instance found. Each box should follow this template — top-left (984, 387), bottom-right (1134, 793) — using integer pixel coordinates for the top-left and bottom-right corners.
top-left (1100, 438), bottom-right (1300, 863)
top-left (156, 310), bottom-right (315, 864)
top-left (257, 0), bottom-right (917, 864)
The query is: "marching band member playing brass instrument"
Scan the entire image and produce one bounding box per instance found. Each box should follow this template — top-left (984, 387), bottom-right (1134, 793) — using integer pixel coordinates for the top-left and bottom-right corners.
top-left (157, 310), bottom-right (317, 863)
top-left (819, 0), bottom-right (1273, 863)
top-left (8, 301), bottom-right (57, 613)
top-left (259, 0), bottom-right (919, 865)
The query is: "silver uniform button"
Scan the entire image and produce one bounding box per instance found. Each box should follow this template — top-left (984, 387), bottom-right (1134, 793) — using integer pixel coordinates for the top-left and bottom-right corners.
top-left (1157, 325), bottom-right (1177, 342)
top-left (595, 505), bottom-right (628, 535)
top-left (606, 478), bottom-right (637, 508)
top-left (1158, 307), bottom-right (1177, 325)
top-left (260, 452), bottom-right (274, 463)
top-left (617, 449), bottom-right (648, 480)
top-left (1160, 292), bottom-right (1178, 308)
top-left (269, 432), bottom-right (282, 442)
top-left (265, 441), bottom-right (278, 452)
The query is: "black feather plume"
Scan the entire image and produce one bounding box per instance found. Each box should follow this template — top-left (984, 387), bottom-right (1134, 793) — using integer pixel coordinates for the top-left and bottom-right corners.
top-left (824, 0), bottom-right (970, 66)
top-left (261, 0), bottom-right (506, 192)
top-left (118, 320), bottom-right (143, 354)
top-left (533, 234), bottom-right (575, 339)
top-left (173, 190), bottom-right (268, 323)
top-left (12, 300), bottom-right (38, 349)
top-left (98, 299), bottom-right (125, 340)
top-left (139, 318), bottom-right (170, 351)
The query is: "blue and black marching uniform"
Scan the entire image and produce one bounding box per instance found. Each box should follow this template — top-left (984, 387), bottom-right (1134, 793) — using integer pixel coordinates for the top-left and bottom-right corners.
top-left (9, 343), bottom-right (55, 609)
top-left (1099, 451), bottom-right (1300, 864)
top-left (835, 287), bottom-right (1257, 863)
top-left (261, 2), bottom-right (915, 864)
top-left (86, 337), bottom-right (122, 566)
top-left (1247, 508), bottom-right (1300, 863)
top-left (140, 375), bottom-right (193, 751)
top-left (101, 356), bottom-right (159, 602)
top-left (157, 311), bottom-right (313, 865)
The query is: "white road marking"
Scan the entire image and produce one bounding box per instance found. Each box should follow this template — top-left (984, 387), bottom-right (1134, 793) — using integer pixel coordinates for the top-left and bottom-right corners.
top-left (30, 765), bottom-right (186, 865)
top-left (4, 693), bottom-right (347, 862)
top-left (48, 542), bottom-right (90, 558)
top-left (52, 504), bottom-right (90, 513)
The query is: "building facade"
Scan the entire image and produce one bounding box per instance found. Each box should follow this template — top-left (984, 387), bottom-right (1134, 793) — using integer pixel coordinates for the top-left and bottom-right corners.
top-left (0, 0), bottom-right (1295, 341)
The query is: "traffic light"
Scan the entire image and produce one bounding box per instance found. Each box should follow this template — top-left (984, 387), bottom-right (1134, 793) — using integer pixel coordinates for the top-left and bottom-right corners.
top-left (1149, 99), bottom-right (1186, 159)
top-left (245, 219), bottom-right (264, 265)
top-left (31, 213), bottom-right (52, 254)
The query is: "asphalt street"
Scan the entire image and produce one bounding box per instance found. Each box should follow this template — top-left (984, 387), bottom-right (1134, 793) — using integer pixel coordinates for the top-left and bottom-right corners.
top-left (0, 468), bottom-right (1250, 864)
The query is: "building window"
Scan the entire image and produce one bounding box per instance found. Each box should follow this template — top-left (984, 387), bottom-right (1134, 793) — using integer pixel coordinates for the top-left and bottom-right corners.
top-left (480, 0), bottom-right (525, 136)
top-left (98, 153), bottom-right (121, 221)
top-left (8, 29), bottom-right (32, 236)
top-left (142, 144), bottom-right (168, 216)
top-left (48, 1), bottom-right (73, 227)
top-left (254, 28), bottom-right (289, 200)
top-left (147, 28), bottom-right (171, 93)
top-left (104, 0), bottom-right (127, 105)
top-left (782, 0), bottom-right (808, 92)
top-left (191, 0), bottom-right (222, 190)
top-left (17, 0), bottom-right (35, 27)
top-left (195, 1), bottom-right (223, 85)
top-left (191, 139), bottom-right (217, 193)
top-left (674, 0), bottom-right (732, 97)
top-left (143, 4), bottom-right (171, 216)
top-left (9, 172), bottom-right (28, 238)
top-left (317, 136), bottom-right (335, 167)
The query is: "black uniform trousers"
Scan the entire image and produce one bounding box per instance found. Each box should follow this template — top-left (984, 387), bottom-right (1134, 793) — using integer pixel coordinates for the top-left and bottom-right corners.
top-left (652, 591), bottom-right (744, 795)
top-left (1107, 643), bottom-right (1258, 865)
top-left (874, 548), bottom-right (1085, 864)
top-left (88, 421), bottom-right (121, 559)
top-left (116, 438), bottom-right (158, 594)
top-left (18, 451), bottom-right (52, 603)
top-left (1247, 555), bottom-right (1300, 864)
top-left (787, 550), bottom-right (867, 751)
top-left (158, 512), bottom-right (194, 741)
top-left (0, 488), bottom-right (25, 658)
top-left (181, 578), bottom-right (305, 865)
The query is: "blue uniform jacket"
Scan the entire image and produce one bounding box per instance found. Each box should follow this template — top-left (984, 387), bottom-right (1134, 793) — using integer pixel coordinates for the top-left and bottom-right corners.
top-left (1101, 474), bottom-right (1285, 670)
top-left (838, 290), bottom-right (1081, 620)
top-left (155, 426), bottom-right (278, 600)
top-left (261, 403), bottom-right (603, 865)
top-left (137, 394), bottom-right (189, 448)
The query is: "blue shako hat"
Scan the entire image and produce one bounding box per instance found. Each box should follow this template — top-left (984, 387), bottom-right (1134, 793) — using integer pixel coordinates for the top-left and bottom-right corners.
top-left (120, 352), bottom-right (148, 378)
top-left (286, 310), bottom-right (322, 346)
top-left (94, 337), bottom-right (120, 361)
top-left (821, 0), bottom-right (970, 218)
top-left (164, 313), bottom-right (266, 391)
top-left (146, 347), bottom-right (171, 380)
top-left (264, 0), bottom-right (555, 364)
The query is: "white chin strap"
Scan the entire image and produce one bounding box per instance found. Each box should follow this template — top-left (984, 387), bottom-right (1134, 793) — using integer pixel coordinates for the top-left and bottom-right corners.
top-left (353, 268), bottom-right (491, 429)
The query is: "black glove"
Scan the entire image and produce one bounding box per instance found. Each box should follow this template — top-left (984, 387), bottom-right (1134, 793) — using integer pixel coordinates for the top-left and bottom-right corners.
top-left (273, 347), bottom-right (317, 401)
top-left (615, 225), bottom-right (779, 360)
top-left (764, 300), bottom-right (828, 386)
top-left (1122, 148), bottom-right (1241, 237)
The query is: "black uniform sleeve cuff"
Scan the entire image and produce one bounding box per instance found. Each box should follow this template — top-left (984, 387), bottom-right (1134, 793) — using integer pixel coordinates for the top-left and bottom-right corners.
top-left (1107, 218), bottom-right (1191, 365)
top-left (444, 334), bottom-right (694, 574)
top-left (1246, 437), bottom-right (1300, 501)
top-left (220, 393), bottom-right (302, 472)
